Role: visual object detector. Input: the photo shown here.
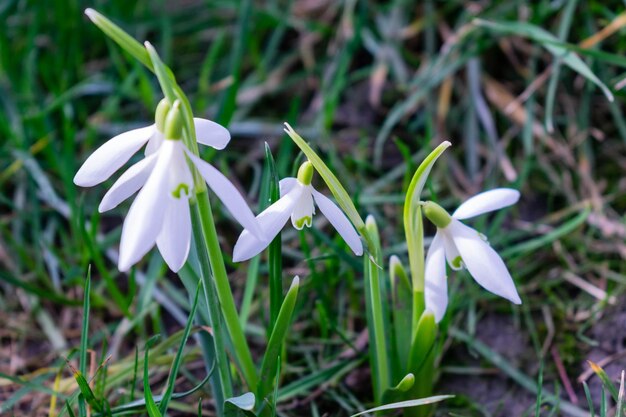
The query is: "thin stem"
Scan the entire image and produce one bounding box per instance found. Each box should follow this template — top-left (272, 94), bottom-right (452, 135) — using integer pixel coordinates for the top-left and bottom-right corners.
top-left (364, 222), bottom-right (390, 403)
top-left (190, 204), bottom-right (232, 409)
top-left (196, 190), bottom-right (259, 391)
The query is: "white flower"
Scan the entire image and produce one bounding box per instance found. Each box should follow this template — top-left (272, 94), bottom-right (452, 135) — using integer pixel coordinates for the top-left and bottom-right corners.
top-left (424, 188), bottom-right (522, 322)
top-left (74, 99), bottom-right (229, 187)
top-left (232, 161), bottom-right (363, 262)
top-left (74, 100), bottom-right (262, 272)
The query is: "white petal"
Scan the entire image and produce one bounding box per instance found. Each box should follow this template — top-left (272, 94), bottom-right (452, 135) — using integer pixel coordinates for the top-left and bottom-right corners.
top-left (452, 188), bottom-right (520, 220)
top-left (98, 153), bottom-right (158, 212)
top-left (194, 118), bottom-right (230, 150)
top-left (233, 186), bottom-right (303, 262)
top-left (441, 230), bottom-right (463, 271)
top-left (424, 233), bottom-right (448, 322)
top-left (185, 150), bottom-right (263, 239)
top-left (74, 125), bottom-right (155, 186)
top-left (448, 220), bottom-right (522, 304)
top-left (312, 189), bottom-right (363, 256)
top-left (290, 187), bottom-right (315, 229)
top-left (279, 178), bottom-right (298, 197)
top-left (167, 142), bottom-right (194, 197)
top-left (117, 140), bottom-right (176, 272)
top-left (156, 196), bottom-right (191, 272)
top-left (145, 133), bottom-right (164, 155)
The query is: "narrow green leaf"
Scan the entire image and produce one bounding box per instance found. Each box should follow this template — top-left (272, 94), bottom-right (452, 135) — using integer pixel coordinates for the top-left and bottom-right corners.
top-left (109, 363), bottom-right (214, 414)
top-left (264, 143), bottom-right (283, 332)
top-left (84, 9), bottom-right (152, 69)
top-left (475, 19), bottom-right (614, 101)
top-left (363, 215), bottom-right (390, 403)
top-left (258, 276), bottom-right (300, 401)
top-left (66, 401), bottom-right (77, 417)
top-left (69, 368), bottom-right (102, 413)
top-left (159, 282), bottom-right (202, 413)
top-left (225, 392), bottom-right (257, 416)
top-left (350, 395), bottom-right (454, 417)
top-left (616, 371), bottom-right (624, 417)
top-left (143, 336), bottom-right (163, 417)
top-left (588, 361), bottom-right (620, 403)
top-left (78, 267), bottom-right (92, 416)
top-left (403, 142), bottom-right (451, 292)
top-left (145, 42), bottom-right (176, 104)
top-left (389, 255), bottom-right (413, 377)
top-left (407, 311), bottom-right (437, 373)
top-left (582, 381), bottom-right (595, 417)
top-left (381, 373), bottom-right (415, 405)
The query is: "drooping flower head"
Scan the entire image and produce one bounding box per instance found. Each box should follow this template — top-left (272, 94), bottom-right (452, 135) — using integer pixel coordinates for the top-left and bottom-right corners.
top-left (233, 161), bottom-right (363, 262)
top-left (74, 99), bottom-right (262, 272)
top-left (423, 188), bottom-right (522, 322)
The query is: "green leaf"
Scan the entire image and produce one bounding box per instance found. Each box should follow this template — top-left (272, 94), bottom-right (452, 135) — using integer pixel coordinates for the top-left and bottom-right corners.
top-left (616, 372), bottom-right (625, 417)
top-left (403, 142), bottom-right (451, 292)
top-left (158, 282), bottom-right (202, 414)
top-left (78, 268), bottom-right (92, 416)
top-left (84, 9), bottom-right (152, 69)
top-left (363, 215), bottom-right (390, 403)
top-left (108, 364), bottom-right (214, 415)
top-left (69, 368), bottom-right (102, 413)
top-left (66, 401), bottom-right (77, 417)
top-left (225, 392), bottom-right (257, 417)
top-left (381, 373), bottom-right (415, 405)
top-left (143, 336), bottom-right (163, 417)
top-left (258, 276), bottom-right (300, 401)
top-left (588, 361), bottom-right (620, 403)
top-left (350, 395), bottom-right (454, 417)
top-left (264, 143), bottom-right (283, 332)
top-left (407, 311), bottom-right (437, 373)
top-left (389, 256), bottom-right (413, 377)
top-left (475, 19), bottom-right (613, 101)
top-left (145, 42), bottom-right (176, 104)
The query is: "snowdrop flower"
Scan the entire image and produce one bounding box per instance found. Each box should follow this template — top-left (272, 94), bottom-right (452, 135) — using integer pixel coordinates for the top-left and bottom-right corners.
top-left (233, 161), bottom-right (363, 262)
top-left (423, 188), bottom-right (522, 322)
top-left (74, 99), bottom-right (231, 187)
top-left (74, 100), bottom-right (262, 272)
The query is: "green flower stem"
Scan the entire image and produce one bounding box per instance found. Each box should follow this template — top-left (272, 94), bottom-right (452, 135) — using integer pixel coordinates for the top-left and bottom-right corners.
top-left (190, 204), bottom-right (232, 412)
top-left (195, 191), bottom-right (259, 392)
top-left (364, 217), bottom-right (390, 403)
top-left (402, 142), bottom-right (450, 338)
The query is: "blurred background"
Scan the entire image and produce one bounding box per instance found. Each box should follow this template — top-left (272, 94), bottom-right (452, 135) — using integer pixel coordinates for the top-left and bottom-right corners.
top-left (1, 0), bottom-right (626, 415)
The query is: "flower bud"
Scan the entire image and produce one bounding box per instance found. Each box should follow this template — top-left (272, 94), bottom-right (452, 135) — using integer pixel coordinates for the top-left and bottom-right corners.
top-left (164, 100), bottom-right (183, 140)
top-left (296, 161), bottom-right (314, 185)
top-left (155, 98), bottom-right (171, 133)
top-left (423, 201), bottom-right (452, 228)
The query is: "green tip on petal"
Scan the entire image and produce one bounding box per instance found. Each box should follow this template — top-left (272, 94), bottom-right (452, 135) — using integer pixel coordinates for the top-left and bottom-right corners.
top-left (155, 98), bottom-right (171, 133)
top-left (294, 216), bottom-right (312, 229)
top-left (171, 183), bottom-right (190, 199)
top-left (423, 201), bottom-right (452, 228)
top-left (164, 100), bottom-right (183, 140)
top-left (297, 161), bottom-right (314, 185)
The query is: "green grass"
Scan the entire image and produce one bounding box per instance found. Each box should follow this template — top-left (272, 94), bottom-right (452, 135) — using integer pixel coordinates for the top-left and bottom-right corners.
top-left (1, 0), bottom-right (626, 416)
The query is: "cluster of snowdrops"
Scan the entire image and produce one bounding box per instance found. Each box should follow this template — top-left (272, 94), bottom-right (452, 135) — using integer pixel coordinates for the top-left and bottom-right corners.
top-left (74, 8), bottom-right (522, 417)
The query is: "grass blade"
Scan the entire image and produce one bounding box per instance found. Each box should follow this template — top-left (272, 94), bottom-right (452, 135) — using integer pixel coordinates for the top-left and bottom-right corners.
top-left (158, 282), bottom-right (202, 413)
top-left (350, 395), bottom-right (454, 417)
top-left (143, 336), bottom-right (163, 417)
top-left (258, 276), bottom-right (300, 402)
top-left (475, 19), bottom-right (614, 102)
